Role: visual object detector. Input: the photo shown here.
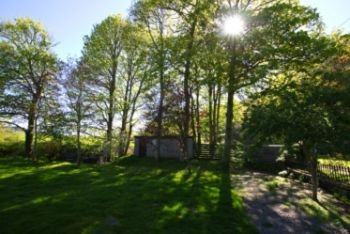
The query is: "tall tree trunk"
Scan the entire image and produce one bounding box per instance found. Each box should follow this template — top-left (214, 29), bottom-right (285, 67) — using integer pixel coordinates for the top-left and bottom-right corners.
top-left (190, 92), bottom-right (197, 155)
top-left (124, 124), bottom-right (133, 156)
top-left (25, 99), bottom-right (38, 160)
top-left (215, 83), bottom-right (222, 146)
top-left (124, 101), bottom-right (137, 156)
top-left (183, 59), bottom-right (191, 161)
top-left (76, 122), bottom-right (81, 167)
top-left (195, 86), bottom-right (201, 157)
top-left (118, 64), bottom-right (132, 157)
top-left (33, 115), bottom-right (38, 160)
top-left (118, 112), bottom-right (128, 157)
top-left (208, 83), bottom-right (215, 158)
top-left (156, 60), bottom-right (165, 161)
top-left (182, 19), bottom-right (197, 161)
top-left (106, 65), bottom-right (117, 162)
top-left (212, 84), bottom-right (218, 157)
top-left (303, 143), bottom-right (318, 201)
top-left (223, 40), bottom-right (237, 171)
top-left (124, 73), bottom-right (145, 156)
top-left (106, 113), bottom-right (113, 162)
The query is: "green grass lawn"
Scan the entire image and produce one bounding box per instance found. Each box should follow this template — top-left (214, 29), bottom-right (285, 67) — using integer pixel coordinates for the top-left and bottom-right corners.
top-left (0, 156), bottom-right (256, 234)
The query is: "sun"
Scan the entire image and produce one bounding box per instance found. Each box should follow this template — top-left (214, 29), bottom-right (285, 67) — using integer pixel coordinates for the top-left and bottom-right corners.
top-left (222, 15), bottom-right (246, 36)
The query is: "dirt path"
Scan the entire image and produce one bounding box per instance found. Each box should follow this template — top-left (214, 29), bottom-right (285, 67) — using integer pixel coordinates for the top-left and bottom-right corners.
top-left (233, 171), bottom-right (350, 234)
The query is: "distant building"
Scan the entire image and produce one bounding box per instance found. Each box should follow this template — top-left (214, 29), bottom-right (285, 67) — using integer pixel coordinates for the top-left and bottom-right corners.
top-left (134, 136), bottom-right (194, 159)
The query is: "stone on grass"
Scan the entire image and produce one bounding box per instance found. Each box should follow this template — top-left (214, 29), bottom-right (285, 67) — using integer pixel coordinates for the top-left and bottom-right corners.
top-left (278, 170), bottom-right (288, 177)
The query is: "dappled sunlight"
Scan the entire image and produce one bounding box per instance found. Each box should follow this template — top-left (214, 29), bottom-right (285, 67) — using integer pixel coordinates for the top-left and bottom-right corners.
top-left (41, 162), bottom-right (72, 170)
top-left (161, 202), bottom-right (188, 219)
top-left (31, 196), bottom-right (51, 204)
top-left (300, 197), bottom-right (350, 227)
top-left (0, 157), bottom-right (256, 233)
top-left (235, 171), bottom-right (350, 233)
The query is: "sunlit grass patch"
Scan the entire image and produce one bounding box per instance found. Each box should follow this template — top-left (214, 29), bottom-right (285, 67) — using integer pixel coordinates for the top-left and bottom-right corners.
top-left (300, 198), bottom-right (350, 228)
top-left (263, 177), bottom-right (288, 192)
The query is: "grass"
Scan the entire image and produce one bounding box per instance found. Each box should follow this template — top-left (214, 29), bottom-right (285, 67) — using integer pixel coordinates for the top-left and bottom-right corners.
top-left (0, 156), bottom-right (256, 234)
top-left (299, 198), bottom-right (350, 229)
top-left (262, 177), bottom-right (288, 193)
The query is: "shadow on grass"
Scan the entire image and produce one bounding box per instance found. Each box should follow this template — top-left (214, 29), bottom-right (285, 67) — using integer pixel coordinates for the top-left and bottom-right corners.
top-left (0, 156), bottom-right (255, 234)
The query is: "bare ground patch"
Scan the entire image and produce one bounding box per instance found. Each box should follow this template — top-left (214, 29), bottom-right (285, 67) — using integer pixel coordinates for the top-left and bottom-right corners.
top-left (233, 171), bottom-right (350, 234)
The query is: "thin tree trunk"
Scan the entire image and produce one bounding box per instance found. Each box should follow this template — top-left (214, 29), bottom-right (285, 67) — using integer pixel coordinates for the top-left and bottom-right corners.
top-left (195, 85), bottom-right (201, 157)
top-left (76, 123), bottom-right (81, 167)
top-left (212, 84), bottom-right (218, 157)
top-left (118, 114), bottom-right (128, 157)
top-left (154, 13), bottom-right (166, 161)
top-left (106, 113), bottom-right (113, 162)
top-left (156, 58), bottom-right (165, 161)
top-left (303, 143), bottom-right (318, 201)
top-left (106, 62), bottom-right (117, 162)
top-left (124, 71), bottom-right (146, 156)
top-left (183, 62), bottom-right (191, 161)
top-left (25, 99), bottom-right (38, 160)
top-left (33, 114), bottom-right (39, 160)
top-left (190, 92), bottom-right (197, 153)
top-left (182, 18), bottom-right (197, 161)
top-left (223, 40), bottom-right (237, 171)
top-left (215, 83), bottom-right (222, 146)
top-left (118, 64), bottom-right (132, 157)
top-left (124, 100), bottom-right (137, 156)
top-left (208, 83), bottom-right (215, 158)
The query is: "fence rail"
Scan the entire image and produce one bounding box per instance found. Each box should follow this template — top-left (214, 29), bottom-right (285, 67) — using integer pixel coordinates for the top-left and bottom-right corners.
top-left (317, 163), bottom-right (350, 185)
top-left (197, 144), bottom-right (221, 160)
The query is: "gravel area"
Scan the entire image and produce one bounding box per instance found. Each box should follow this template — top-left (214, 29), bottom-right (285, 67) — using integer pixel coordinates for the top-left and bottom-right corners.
top-left (233, 171), bottom-right (350, 234)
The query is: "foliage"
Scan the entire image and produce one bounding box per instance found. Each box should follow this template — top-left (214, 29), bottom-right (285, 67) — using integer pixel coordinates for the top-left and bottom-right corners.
top-left (0, 127), bottom-right (24, 156)
top-left (319, 158), bottom-right (350, 167)
top-left (0, 17), bottom-right (59, 158)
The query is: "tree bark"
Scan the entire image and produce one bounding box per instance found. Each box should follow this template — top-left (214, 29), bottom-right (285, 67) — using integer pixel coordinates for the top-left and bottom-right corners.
top-left (208, 83), bottom-right (215, 158)
top-left (106, 60), bottom-right (118, 162)
top-left (303, 142), bottom-right (318, 201)
top-left (195, 85), bottom-right (201, 158)
top-left (156, 69), bottom-right (164, 161)
top-left (215, 83), bottom-right (222, 146)
top-left (182, 18), bottom-right (197, 161)
top-left (223, 40), bottom-right (237, 171)
top-left (76, 122), bottom-right (81, 167)
top-left (190, 91), bottom-right (197, 155)
top-left (25, 98), bottom-right (39, 160)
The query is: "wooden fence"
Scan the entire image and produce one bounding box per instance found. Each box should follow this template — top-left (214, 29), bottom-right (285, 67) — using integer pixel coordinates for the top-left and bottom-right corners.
top-left (317, 163), bottom-right (350, 185)
top-left (197, 144), bottom-right (221, 160)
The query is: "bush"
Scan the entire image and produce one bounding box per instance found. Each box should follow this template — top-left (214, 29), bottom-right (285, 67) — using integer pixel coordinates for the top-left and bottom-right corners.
top-left (0, 128), bottom-right (25, 157)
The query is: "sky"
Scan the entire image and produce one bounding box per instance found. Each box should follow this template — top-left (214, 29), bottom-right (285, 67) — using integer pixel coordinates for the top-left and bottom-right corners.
top-left (0, 0), bottom-right (132, 59)
top-left (1, 0), bottom-right (349, 60)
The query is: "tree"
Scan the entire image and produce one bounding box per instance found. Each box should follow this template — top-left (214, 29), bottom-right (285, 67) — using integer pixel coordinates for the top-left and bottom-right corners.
top-left (218, 0), bottom-right (328, 170)
top-left (0, 18), bottom-right (58, 159)
top-left (163, 0), bottom-right (217, 160)
top-left (132, 0), bottom-right (173, 160)
top-left (116, 26), bottom-right (151, 157)
top-left (243, 34), bottom-right (349, 201)
top-left (82, 15), bottom-right (127, 162)
top-left (64, 59), bottom-right (90, 166)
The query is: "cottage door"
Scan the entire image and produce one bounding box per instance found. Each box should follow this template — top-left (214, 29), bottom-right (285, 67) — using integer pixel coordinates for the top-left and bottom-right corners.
top-left (140, 137), bottom-right (147, 157)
